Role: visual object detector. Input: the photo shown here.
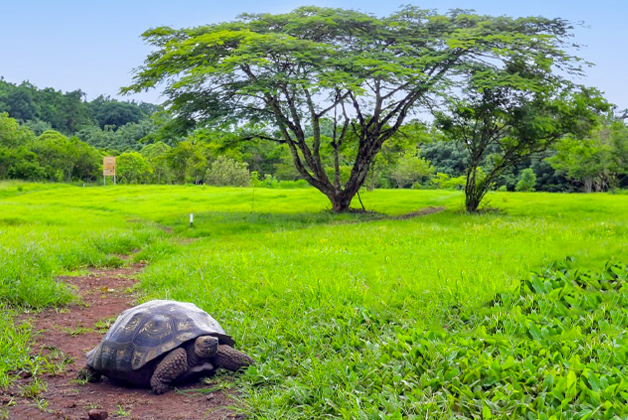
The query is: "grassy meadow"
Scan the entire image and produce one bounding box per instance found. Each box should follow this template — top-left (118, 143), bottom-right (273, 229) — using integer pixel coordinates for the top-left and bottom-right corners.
top-left (2, 181), bottom-right (628, 418)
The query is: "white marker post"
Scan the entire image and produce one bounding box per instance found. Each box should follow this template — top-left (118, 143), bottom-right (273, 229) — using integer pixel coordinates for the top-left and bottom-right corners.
top-left (189, 213), bottom-right (194, 227)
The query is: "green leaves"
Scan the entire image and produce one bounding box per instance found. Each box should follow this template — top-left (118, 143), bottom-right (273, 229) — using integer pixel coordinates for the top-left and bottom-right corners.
top-left (383, 260), bottom-right (628, 418)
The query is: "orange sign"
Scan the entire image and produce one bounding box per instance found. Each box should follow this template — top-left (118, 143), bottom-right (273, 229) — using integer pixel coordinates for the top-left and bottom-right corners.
top-left (103, 156), bottom-right (116, 176)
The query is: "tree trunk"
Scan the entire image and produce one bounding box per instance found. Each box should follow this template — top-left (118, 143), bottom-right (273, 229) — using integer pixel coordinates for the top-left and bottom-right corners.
top-left (465, 190), bottom-right (481, 213)
top-left (583, 177), bottom-right (593, 193)
top-left (318, 168), bottom-right (370, 213)
top-left (465, 168), bottom-right (480, 213)
top-left (328, 192), bottom-right (353, 213)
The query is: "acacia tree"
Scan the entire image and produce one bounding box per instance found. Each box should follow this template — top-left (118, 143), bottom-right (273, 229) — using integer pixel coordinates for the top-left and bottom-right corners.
top-left (436, 80), bottom-right (607, 211)
top-left (123, 6), bottom-right (592, 212)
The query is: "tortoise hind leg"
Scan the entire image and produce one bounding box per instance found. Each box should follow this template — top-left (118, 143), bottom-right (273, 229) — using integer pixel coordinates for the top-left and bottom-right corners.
top-left (78, 366), bottom-right (101, 382)
top-left (214, 345), bottom-right (255, 372)
top-left (150, 347), bottom-right (188, 394)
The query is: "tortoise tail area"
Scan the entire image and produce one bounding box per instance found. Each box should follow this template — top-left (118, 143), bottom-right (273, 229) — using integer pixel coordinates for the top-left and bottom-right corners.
top-left (214, 345), bottom-right (255, 372)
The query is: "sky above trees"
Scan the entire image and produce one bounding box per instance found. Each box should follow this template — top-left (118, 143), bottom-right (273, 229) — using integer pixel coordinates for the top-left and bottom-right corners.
top-left (2, 0), bottom-right (626, 109)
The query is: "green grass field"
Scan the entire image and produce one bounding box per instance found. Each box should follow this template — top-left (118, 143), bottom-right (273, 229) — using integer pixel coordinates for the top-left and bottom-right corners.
top-left (2, 181), bottom-right (628, 418)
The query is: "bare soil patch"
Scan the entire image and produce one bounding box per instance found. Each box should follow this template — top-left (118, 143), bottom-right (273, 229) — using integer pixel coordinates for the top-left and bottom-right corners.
top-left (393, 206), bottom-right (446, 220)
top-left (335, 206), bottom-right (446, 224)
top-left (2, 263), bottom-right (243, 420)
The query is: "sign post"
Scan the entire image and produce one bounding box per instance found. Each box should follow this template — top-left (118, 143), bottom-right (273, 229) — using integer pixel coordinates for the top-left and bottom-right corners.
top-left (103, 156), bottom-right (116, 185)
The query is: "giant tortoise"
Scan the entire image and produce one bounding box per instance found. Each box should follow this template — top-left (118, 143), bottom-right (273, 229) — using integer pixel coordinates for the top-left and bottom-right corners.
top-left (79, 300), bottom-right (254, 394)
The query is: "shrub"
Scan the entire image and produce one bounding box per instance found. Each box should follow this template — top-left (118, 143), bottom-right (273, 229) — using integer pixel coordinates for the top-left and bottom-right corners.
top-left (430, 172), bottom-right (466, 190)
top-left (205, 156), bottom-right (250, 187)
top-left (117, 152), bottom-right (153, 184)
top-left (390, 152), bottom-right (434, 188)
top-left (516, 168), bottom-right (537, 192)
top-left (443, 176), bottom-right (466, 190)
top-left (251, 173), bottom-right (279, 188)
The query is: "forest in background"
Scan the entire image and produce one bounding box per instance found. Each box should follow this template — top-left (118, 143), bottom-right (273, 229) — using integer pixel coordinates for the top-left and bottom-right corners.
top-left (1, 78), bottom-right (627, 193)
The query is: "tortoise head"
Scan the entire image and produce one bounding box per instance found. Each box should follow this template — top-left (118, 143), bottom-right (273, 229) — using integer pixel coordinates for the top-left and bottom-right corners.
top-left (194, 335), bottom-right (219, 359)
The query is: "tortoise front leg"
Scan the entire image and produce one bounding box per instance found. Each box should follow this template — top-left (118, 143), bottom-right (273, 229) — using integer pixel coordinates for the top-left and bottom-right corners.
top-left (214, 345), bottom-right (255, 372)
top-left (150, 347), bottom-right (188, 394)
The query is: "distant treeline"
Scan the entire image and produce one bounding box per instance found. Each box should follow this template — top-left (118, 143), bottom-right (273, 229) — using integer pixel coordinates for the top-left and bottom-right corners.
top-left (0, 79), bottom-right (160, 151)
top-left (1, 79), bottom-right (627, 192)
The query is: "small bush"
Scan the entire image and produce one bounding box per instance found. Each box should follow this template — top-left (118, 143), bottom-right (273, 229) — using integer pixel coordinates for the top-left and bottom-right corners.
top-left (251, 173), bottom-right (280, 188)
top-left (516, 168), bottom-right (537, 192)
top-left (390, 152), bottom-right (434, 188)
top-left (205, 156), bottom-right (250, 187)
top-left (117, 152), bottom-right (153, 184)
top-left (430, 172), bottom-right (466, 190)
top-left (443, 175), bottom-right (466, 190)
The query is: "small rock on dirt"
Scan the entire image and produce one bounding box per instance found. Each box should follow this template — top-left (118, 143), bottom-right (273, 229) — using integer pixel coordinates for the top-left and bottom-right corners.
top-left (88, 408), bottom-right (108, 419)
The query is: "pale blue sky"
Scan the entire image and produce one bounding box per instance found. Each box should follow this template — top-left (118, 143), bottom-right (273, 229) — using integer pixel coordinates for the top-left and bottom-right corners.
top-left (2, 1), bottom-right (626, 109)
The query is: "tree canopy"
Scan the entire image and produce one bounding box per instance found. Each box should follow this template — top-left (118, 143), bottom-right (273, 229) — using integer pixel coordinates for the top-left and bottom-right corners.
top-left (123, 6), bottom-right (596, 211)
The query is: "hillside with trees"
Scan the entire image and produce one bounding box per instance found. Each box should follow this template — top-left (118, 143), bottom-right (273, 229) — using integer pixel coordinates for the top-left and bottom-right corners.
top-left (0, 79), bottom-right (160, 150)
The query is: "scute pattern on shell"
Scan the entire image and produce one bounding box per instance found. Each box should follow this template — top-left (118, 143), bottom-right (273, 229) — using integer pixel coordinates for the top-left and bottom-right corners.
top-left (87, 300), bottom-right (234, 373)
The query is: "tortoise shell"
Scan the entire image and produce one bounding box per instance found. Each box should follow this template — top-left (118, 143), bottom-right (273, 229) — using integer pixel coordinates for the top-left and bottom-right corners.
top-left (86, 300), bottom-right (234, 375)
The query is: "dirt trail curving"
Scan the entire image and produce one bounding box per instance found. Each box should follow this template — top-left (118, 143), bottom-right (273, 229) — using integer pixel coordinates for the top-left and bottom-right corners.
top-left (1, 262), bottom-right (243, 420)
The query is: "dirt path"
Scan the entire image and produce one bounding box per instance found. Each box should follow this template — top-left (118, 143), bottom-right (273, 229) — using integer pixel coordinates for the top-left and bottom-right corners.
top-left (393, 206), bottom-right (446, 220)
top-left (2, 263), bottom-right (242, 420)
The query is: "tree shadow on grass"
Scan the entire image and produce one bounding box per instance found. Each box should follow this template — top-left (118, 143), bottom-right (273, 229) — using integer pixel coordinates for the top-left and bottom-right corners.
top-left (159, 206), bottom-right (446, 238)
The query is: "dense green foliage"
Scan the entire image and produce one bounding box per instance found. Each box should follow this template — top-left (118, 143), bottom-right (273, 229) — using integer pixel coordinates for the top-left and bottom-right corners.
top-left (205, 156), bottom-right (251, 187)
top-left (76, 119), bottom-right (158, 152)
top-left (516, 168), bottom-right (537, 192)
top-left (0, 113), bottom-right (103, 182)
top-left (388, 259), bottom-right (628, 418)
top-left (0, 80), bottom-right (90, 134)
top-left (1, 86), bottom-right (627, 197)
top-left (0, 113), bottom-right (261, 186)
